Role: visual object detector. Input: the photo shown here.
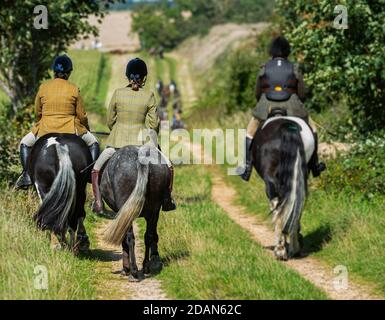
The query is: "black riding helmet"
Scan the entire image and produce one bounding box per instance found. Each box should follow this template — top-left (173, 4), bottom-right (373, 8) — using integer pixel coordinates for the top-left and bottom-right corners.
top-left (126, 58), bottom-right (148, 82)
top-left (269, 36), bottom-right (291, 59)
top-left (52, 55), bottom-right (73, 73)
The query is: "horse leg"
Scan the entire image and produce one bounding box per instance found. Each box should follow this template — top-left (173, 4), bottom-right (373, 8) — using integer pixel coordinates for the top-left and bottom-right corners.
top-left (124, 226), bottom-right (143, 282)
top-left (274, 216), bottom-right (288, 261)
top-left (143, 211), bottom-right (162, 275)
top-left (288, 222), bottom-right (303, 258)
top-left (264, 177), bottom-right (279, 211)
top-left (69, 228), bottom-right (76, 253)
top-left (75, 188), bottom-right (90, 253)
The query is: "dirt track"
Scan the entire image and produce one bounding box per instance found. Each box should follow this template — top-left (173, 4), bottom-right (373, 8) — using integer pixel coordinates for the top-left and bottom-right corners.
top-left (210, 173), bottom-right (380, 300)
top-left (95, 220), bottom-right (168, 300)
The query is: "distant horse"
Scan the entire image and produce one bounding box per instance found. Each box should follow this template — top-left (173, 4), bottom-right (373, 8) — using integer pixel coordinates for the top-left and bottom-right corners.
top-left (101, 145), bottom-right (169, 281)
top-left (30, 134), bottom-right (92, 252)
top-left (252, 115), bottom-right (315, 260)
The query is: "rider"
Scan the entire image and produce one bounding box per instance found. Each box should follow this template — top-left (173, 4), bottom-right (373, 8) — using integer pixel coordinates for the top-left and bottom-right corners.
top-left (240, 36), bottom-right (326, 181)
top-left (16, 55), bottom-right (100, 189)
top-left (91, 57), bottom-right (176, 214)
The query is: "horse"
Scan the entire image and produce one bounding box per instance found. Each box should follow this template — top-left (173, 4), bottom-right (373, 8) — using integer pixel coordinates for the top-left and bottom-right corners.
top-left (101, 144), bottom-right (169, 281)
top-left (30, 133), bottom-right (93, 252)
top-left (252, 114), bottom-right (315, 260)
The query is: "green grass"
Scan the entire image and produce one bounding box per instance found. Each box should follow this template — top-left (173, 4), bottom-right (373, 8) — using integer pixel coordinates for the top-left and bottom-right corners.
top-left (225, 169), bottom-right (385, 297)
top-left (165, 56), bottom-right (177, 83)
top-left (0, 90), bottom-right (9, 112)
top-left (0, 187), bottom-right (98, 299)
top-left (69, 50), bottom-right (111, 117)
top-left (147, 165), bottom-right (327, 300)
top-left (154, 57), bottom-right (165, 82)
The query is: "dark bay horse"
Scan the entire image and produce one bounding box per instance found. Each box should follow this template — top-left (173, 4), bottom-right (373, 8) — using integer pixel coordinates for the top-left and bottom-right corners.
top-left (30, 133), bottom-right (92, 252)
top-left (101, 145), bottom-right (169, 281)
top-left (252, 116), bottom-right (315, 260)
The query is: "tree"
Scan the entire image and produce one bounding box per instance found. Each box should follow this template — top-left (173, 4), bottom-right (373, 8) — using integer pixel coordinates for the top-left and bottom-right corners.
top-left (132, 0), bottom-right (273, 52)
top-left (275, 0), bottom-right (385, 131)
top-left (0, 0), bottom-right (114, 115)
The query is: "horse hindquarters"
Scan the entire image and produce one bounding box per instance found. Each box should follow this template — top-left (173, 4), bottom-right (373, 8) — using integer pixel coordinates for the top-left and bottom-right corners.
top-left (104, 160), bottom-right (149, 246)
top-left (34, 144), bottom-right (76, 239)
top-left (273, 125), bottom-right (308, 260)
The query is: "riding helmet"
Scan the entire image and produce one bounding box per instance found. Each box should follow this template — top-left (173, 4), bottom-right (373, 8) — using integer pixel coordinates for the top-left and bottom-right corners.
top-left (269, 36), bottom-right (291, 59)
top-left (126, 58), bottom-right (148, 81)
top-left (52, 55), bottom-right (73, 73)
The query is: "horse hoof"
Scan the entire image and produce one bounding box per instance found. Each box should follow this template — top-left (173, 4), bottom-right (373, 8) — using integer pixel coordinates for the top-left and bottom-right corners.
top-left (149, 255), bottom-right (163, 274)
top-left (128, 275), bottom-right (140, 282)
top-left (78, 240), bottom-right (90, 253)
top-left (128, 271), bottom-right (144, 282)
top-left (274, 247), bottom-right (288, 261)
top-left (120, 268), bottom-right (130, 277)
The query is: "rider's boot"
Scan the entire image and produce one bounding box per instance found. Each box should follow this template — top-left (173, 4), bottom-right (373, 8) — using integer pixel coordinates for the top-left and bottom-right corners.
top-left (15, 144), bottom-right (33, 189)
top-left (91, 169), bottom-right (104, 214)
top-left (239, 137), bottom-right (254, 182)
top-left (89, 142), bottom-right (100, 163)
top-left (309, 133), bottom-right (326, 178)
top-left (162, 166), bottom-right (176, 212)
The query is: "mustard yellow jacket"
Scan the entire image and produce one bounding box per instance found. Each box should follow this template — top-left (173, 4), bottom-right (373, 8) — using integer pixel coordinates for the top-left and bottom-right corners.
top-left (106, 86), bottom-right (159, 148)
top-left (32, 78), bottom-right (89, 137)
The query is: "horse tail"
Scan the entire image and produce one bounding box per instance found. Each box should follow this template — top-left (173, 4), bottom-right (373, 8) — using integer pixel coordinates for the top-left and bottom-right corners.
top-left (104, 161), bottom-right (149, 246)
top-left (273, 122), bottom-right (308, 235)
top-left (34, 144), bottom-right (76, 235)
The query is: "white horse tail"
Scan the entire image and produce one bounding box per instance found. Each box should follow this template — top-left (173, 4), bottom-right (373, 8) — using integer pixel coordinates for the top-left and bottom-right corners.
top-left (34, 144), bottom-right (76, 235)
top-left (104, 160), bottom-right (149, 246)
top-left (273, 123), bottom-right (308, 235)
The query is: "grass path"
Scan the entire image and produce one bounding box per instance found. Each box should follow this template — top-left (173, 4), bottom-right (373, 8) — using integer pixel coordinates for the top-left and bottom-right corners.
top-left (210, 170), bottom-right (381, 300)
top-left (179, 138), bottom-right (381, 300)
top-left (171, 50), bottom-right (382, 299)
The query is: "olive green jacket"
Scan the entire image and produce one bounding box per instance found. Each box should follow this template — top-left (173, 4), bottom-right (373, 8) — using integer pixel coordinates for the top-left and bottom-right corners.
top-left (106, 86), bottom-right (159, 148)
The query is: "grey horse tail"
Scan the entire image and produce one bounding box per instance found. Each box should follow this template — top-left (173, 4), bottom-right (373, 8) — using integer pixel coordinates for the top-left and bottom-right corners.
top-left (34, 144), bottom-right (76, 235)
top-left (273, 122), bottom-right (308, 235)
top-left (104, 160), bottom-right (149, 246)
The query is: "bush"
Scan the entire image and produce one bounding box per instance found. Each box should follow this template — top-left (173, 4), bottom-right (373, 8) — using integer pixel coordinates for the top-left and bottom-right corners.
top-left (275, 0), bottom-right (385, 132)
top-left (198, 30), bottom-right (273, 115)
top-left (320, 132), bottom-right (385, 197)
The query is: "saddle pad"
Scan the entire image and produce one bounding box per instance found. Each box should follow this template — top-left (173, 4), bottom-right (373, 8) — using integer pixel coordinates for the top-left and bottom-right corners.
top-left (262, 116), bottom-right (315, 162)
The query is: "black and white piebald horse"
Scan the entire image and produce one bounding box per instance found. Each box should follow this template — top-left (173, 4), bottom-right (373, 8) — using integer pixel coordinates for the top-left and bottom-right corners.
top-left (30, 133), bottom-right (92, 252)
top-left (253, 115), bottom-right (315, 260)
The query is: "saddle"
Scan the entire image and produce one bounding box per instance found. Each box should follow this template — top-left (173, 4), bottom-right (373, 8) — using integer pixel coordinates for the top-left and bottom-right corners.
top-left (262, 113), bottom-right (316, 162)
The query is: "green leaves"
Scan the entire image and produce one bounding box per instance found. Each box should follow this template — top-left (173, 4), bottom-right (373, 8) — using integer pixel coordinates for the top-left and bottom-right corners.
top-left (275, 0), bottom-right (385, 131)
top-left (131, 0), bottom-right (273, 52)
top-left (0, 0), bottom-right (114, 114)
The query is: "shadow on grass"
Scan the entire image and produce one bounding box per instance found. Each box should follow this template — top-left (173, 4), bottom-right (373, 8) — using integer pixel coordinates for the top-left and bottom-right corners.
top-left (302, 224), bottom-right (332, 256)
top-left (80, 248), bottom-right (121, 262)
top-left (161, 250), bottom-right (190, 266)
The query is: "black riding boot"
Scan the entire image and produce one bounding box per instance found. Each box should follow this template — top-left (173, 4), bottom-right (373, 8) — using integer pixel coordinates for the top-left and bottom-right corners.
top-left (162, 166), bottom-right (176, 212)
top-left (16, 144), bottom-right (33, 189)
top-left (240, 137), bottom-right (253, 182)
top-left (309, 133), bottom-right (326, 178)
top-left (89, 142), bottom-right (100, 163)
